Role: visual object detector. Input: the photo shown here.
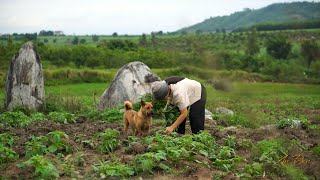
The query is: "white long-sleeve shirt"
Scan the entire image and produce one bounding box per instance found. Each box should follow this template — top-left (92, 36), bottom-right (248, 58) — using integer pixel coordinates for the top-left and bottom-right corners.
top-left (169, 78), bottom-right (201, 110)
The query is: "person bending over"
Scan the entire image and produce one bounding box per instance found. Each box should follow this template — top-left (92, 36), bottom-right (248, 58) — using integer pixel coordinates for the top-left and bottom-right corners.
top-left (152, 76), bottom-right (207, 135)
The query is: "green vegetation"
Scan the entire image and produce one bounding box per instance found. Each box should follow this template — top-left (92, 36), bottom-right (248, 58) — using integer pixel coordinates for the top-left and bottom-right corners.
top-left (92, 161), bottom-right (134, 178)
top-left (0, 78), bottom-right (317, 176)
top-left (25, 131), bottom-right (71, 158)
top-left (1, 28), bottom-right (320, 86)
top-left (94, 129), bottom-right (120, 154)
top-left (0, 4), bottom-right (319, 178)
top-left (17, 155), bottom-right (59, 179)
top-left (0, 111), bottom-right (32, 127)
top-left (0, 133), bottom-right (19, 148)
top-left (235, 19), bottom-right (320, 32)
top-left (47, 112), bottom-right (76, 124)
top-left (176, 2), bottom-right (320, 33)
top-left (0, 145), bottom-right (19, 165)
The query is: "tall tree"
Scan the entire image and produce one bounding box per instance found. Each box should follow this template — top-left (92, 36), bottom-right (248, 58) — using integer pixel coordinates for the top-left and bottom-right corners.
top-left (245, 29), bottom-right (260, 56)
top-left (266, 35), bottom-right (291, 60)
top-left (71, 36), bottom-right (79, 45)
top-left (301, 39), bottom-right (320, 69)
top-left (92, 35), bottom-right (99, 42)
top-left (151, 32), bottom-right (157, 48)
top-left (139, 33), bottom-right (147, 47)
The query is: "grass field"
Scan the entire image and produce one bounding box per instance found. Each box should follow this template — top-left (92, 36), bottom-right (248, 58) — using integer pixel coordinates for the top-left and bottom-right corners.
top-left (1, 81), bottom-right (319, 126)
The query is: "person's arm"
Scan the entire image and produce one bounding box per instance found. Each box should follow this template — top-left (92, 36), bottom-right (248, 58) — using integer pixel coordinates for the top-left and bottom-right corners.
top-left (165, 108), bottom-right (188, 135)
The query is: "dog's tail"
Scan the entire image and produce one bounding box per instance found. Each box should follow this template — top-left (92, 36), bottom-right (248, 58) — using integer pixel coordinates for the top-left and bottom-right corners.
top-left (124, 101), bottom-right (133, 110)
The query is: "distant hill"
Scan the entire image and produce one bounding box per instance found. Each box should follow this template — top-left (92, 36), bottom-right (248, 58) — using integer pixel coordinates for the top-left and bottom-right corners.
top-left (175, 1), bottom-right (320, 33)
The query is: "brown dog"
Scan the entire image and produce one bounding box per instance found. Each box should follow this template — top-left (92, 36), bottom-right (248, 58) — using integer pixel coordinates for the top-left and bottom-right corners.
top-left (123, 100), bottom-right (153, 137)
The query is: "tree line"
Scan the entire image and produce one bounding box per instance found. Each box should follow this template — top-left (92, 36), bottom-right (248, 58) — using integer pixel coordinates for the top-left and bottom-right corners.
top-left (234, 19), bottom-right (320, 32)
top-left (0, 30), bottom-right (319, 83)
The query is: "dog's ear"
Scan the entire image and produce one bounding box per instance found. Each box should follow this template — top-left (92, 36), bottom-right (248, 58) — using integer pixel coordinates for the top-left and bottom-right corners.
top-left (141, 99), bottom-right (146, 106)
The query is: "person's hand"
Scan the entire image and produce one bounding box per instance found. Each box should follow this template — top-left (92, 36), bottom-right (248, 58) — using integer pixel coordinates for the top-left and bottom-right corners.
top-left (165, 126), bottom-right (174, 135)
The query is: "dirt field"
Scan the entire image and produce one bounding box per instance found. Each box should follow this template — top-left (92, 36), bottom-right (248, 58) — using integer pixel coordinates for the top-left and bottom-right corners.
top-left (1, 116), bottom-right (319, 179)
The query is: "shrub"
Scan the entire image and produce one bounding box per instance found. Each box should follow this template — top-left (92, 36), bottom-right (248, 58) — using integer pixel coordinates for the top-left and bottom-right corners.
top-left (252, 139), bottom-right (287, 176)
top-left (17, 155), bottom-right (59, 179)
top-left (0, 145), bottom-right (19, 164)
top-left (25, 131), bottom-right (71, 158)
top-left (46, 131), bottom-right (72, 154)
top-left (92, 161), bottom-right (134, 178)
top-left (312, 145), bottom-right (320, 158)
top-left (266, 35), bottom-right (292, 60)
top-left (99, 108), bottom-right (123, 122)
top-left (94, 129), bottom-right (120, 154)
top-left (284, 164), bottom-right (309, 180)
top-left (48, 112), bottom-right (76, 124)
top-left (0, 132), bottom-right (19, 148)
top-left (301, 39), bottom-right (320, 69)
top-left (25, 135), bottom-right (48, 158)
top-left (0, 111), bottom-right (31, 127)
top-left (244, 162), bottom-right (263, 177)
top-left (134, 152), bottom-right (167, 174)
top-left (277, 117), bottom-right (310, 129)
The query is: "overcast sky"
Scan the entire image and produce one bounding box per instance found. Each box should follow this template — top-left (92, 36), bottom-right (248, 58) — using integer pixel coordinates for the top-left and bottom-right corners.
top-left (0, 0), bottom-right (318, 35)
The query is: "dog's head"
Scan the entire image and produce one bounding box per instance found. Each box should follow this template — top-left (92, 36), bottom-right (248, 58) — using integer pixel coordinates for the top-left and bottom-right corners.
top-left (140, 100), bottom-right (153, 117)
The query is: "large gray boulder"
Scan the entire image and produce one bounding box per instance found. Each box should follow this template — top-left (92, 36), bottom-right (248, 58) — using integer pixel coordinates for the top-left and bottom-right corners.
top-left (5, 42), bottom-right (45, 111)
top-left (98, 61), bottom-right (160, 110)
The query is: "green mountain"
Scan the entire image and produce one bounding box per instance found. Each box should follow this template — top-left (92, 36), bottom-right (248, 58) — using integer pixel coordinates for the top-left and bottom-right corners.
top-left (175, 1), bottom-right (320, 33)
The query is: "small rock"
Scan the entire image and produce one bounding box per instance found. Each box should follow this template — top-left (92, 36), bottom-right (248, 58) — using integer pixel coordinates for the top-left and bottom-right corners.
top-left (215, 107), bottom-right (234, 116)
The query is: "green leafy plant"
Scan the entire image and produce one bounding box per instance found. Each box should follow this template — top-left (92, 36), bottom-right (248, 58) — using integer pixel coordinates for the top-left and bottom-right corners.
top-left (0, 145), bottom-right (19, 164)
top-left (73, 152), bottom-right (85, 167)
top-left (61, 163), bottom-right (76, 177)
top-left (160, 105), bottom-right (181, 127)
top-left (277, 116), bottom-right (309, 129)
top-left (17, 155), bottom-right (59, 179)
top-left (312, 145), bottom-right (320, 158)
top-left (244, 162), bottom-right (263, 177)
top-left (253, 139), bottom-right (287, 162)
top-left (284, 164), bottom-right (309, 180)
top-left (0, 111), bottom-right (31, 127)
top-left (31, 112), bottom-right (47, 122)
top-left (0, 132), bottom-right (19, 148)
top-left (134, 151), bottom-right (167, 174)
top-left (252, 139), bottom-right (287, 175)
top-left (92, 160), bottom-right (134, 178)
top-left (224, 114), bottom-right (255, 128)
top-left (94, 129), bottom-right (120, 154)
top-left (46, 131), bottom-right (72, 154)
top-left (25, 135), bottom-right (48, 158)
top-left (213, 146), bottom-right (243, 172)
top-left (48, 112), bottom-right (76, 124)
top-left (99, 108), bottom-right (123, 122)
top-left (224, 135), bottom-right (236, 148)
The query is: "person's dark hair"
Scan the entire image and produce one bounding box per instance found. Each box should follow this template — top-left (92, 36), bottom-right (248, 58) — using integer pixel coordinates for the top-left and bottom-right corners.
top-left (165, 76), bottom-right (185, 85)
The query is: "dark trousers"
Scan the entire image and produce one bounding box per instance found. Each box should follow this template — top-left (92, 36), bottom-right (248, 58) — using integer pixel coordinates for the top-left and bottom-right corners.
top-left (177, 84), bottom-right (207, 134)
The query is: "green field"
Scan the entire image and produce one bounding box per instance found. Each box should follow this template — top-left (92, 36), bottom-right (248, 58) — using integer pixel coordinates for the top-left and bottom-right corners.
top-left (1, 80), bottom-right (320, 179)
top-left (2, 80), bottom-right (318, 128)
top-left (1, 28), bottom-right (320, 179)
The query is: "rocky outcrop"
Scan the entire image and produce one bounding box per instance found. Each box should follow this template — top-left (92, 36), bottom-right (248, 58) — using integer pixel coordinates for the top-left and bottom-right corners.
top-left (98, 61), bottom-right (160, 110)
top-left (5, 42), bottom-right (45, 111)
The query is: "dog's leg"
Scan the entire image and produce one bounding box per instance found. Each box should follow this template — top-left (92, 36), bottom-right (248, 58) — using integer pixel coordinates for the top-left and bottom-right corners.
top-left (131, 126), bottom-right (137, 136)
top-left (123, 117), bottom-right (129, 134)
top-left (136, 127), bottom-right (142, 137)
